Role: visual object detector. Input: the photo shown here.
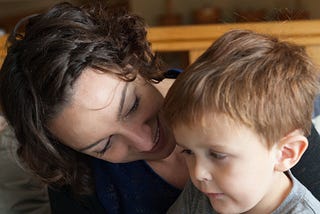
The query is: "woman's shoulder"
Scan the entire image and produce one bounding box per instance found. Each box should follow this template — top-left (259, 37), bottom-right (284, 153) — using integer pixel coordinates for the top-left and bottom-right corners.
top-left (154, 78), bottom-right (175, 97)
top-left (154, 68), bottom-right (183, 97)
top-left (91, 159), bottom-right (181, 213)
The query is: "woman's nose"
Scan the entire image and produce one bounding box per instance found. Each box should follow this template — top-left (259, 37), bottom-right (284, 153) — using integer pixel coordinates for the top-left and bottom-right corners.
top-left (123, 123), bottom-right (155, 152)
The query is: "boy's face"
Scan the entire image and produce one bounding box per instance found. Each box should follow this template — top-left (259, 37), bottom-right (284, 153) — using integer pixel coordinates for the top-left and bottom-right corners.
top-left (173, 114), bottom-right (282, 213)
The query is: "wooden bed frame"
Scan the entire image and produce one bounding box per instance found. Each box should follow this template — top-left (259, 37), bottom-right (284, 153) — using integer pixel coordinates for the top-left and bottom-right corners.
top-left (1, 19), bottom-right (320, 67)
top-left (148, 20), bottom-right (320, 65)
top-left (0, 35), bottom-right (7, 67)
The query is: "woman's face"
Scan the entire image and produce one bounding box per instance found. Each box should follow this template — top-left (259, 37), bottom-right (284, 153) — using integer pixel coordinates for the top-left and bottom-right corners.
top-left (48, 68), bottom-right (176, 163)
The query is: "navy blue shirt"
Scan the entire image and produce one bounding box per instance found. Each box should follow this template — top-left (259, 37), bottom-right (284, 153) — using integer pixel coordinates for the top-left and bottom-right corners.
top-left (92, 159), bottom-right (181, 214)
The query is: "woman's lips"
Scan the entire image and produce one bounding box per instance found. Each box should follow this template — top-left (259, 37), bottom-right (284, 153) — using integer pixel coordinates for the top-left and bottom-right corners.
top-left (149, 117), bottom-right (162, 153)
top-left (154, 119), bottom-right (160, 144)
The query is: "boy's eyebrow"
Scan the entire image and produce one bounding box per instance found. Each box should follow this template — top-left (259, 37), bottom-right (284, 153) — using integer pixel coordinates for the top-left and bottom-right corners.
top-left (176, 142), bottom-right (186, 148)
top-left (176, 141), bottom-right (227, 149)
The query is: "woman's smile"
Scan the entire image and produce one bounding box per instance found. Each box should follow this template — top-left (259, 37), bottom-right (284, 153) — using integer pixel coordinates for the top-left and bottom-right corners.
top-left (147, 117), bottom-right (164, 153)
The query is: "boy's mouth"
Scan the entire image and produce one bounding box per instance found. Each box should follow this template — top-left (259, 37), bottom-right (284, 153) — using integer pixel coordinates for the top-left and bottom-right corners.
top-left (205, 192), bottom-right (224, 200)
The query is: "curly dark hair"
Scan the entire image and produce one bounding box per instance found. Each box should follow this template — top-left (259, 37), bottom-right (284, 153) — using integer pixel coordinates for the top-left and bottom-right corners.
top-left (0, 2), bottom-right (165, 195)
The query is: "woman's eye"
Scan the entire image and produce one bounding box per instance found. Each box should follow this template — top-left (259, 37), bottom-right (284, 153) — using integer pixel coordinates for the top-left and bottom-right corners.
top-left (181, 149), bottom-right (194, 155)
top-left (126, 96), bottom-right (140, 117)
top-left (95, 136), bottom-right (113, 156)
top-left (210, 152), bottom-right (227, 160)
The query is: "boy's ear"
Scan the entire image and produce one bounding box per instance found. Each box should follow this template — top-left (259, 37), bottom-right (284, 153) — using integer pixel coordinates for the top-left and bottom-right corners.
top-left (274, 129), bottom-right (308, 172)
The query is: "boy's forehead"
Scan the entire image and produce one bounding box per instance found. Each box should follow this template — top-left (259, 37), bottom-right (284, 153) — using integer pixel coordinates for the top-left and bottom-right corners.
top-left (174, 115), bottom-right (267, 152)
top-left (195, 113), bottom-right (240, 129)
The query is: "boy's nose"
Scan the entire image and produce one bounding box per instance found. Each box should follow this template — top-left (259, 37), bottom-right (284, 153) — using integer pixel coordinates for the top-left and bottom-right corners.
top-left (194, 160), bottom-right (213, 182)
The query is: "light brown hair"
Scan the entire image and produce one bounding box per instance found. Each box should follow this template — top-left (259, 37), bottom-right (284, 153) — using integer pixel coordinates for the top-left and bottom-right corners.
top-left (164, 29), bottom-right (319, 145)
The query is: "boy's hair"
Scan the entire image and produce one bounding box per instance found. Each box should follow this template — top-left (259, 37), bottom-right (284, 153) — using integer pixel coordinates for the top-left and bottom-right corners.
top-left (164, 29), bottom-right (319, 145)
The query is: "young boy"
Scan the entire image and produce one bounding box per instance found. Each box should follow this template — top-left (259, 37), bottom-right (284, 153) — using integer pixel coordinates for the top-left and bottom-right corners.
top-left (164, 29), bottom-right (320, 213)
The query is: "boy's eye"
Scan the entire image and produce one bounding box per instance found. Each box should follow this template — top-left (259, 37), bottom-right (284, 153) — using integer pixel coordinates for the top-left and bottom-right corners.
top-left (181, 149), bottom-right (194, 155)
top-left (210, 151), bottom-right (227, 160)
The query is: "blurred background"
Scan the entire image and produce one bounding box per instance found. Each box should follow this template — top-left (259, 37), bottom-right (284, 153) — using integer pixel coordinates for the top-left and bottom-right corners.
top-left (0, 0), bottom-right (319, 69)
top-left (0, 0), bottom-right (319, 34)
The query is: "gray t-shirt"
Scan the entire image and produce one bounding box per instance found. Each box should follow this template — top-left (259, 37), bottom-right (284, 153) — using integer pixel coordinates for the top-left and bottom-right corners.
top-left (167, 171), bottom-right (320, 214)
top-left (0, 118), bottom-right (51, 214)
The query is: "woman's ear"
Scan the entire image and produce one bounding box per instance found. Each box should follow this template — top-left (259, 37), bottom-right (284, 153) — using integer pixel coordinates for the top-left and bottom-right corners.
top-left (274, 129), bottom-right (308, 172)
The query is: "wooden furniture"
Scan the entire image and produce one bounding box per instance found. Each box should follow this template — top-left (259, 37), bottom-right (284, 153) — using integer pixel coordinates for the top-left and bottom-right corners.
top-left (1, 20), bottom-right (320, 67)
top-left (148, 20), bottom-right (320, 65)
top-left (0, 34), bottom-right (7, 67)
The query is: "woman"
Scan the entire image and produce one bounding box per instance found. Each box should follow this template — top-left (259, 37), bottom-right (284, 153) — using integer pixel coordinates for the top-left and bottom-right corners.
top-left (0, 2), bottom-right (319, 214)
top-left (0, 2), bottom-right (187, 213)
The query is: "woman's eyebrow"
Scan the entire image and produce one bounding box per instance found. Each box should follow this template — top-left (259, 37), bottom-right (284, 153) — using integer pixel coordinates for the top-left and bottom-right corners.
top-left (117, 82), bottom-right (129, 121)
top-left (79, 83), bottom-right (129, 152)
